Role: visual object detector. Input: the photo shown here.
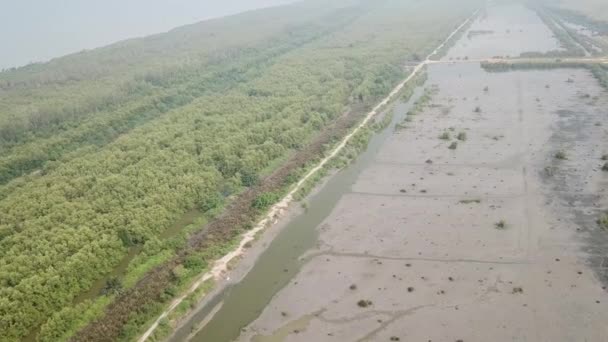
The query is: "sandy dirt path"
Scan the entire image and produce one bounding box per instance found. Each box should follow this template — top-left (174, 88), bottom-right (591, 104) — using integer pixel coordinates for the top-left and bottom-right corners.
top-left (236, 4), bottom-right (608, 342)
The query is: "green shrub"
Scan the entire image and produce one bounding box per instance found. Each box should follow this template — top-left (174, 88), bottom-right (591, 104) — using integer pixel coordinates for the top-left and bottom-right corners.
top-left (598, 214), bottom-right (608, 230)
top-left (252, 192), bottom-right (281, 210)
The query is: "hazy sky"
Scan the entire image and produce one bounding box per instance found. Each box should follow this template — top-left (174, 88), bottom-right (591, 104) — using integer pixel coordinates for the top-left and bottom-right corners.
top-left (0, 0), bottom-right (298, 69)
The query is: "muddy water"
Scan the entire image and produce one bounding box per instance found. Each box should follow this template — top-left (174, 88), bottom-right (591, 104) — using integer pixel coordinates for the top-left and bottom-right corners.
top-left (226, 5), bottom-right (608, 342)
top-left (445, 3), bottom-right (563, 60)
top-left (168, 4), bottom-right (608, 342)
top-left (169, 89), bottom-right (427, 342)
top-left (235, 65), bottom-right (608, 342)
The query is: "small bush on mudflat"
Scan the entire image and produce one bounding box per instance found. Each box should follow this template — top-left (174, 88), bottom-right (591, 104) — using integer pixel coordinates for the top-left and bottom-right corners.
top-left (459, 198), bottom-right (481, 204)
top-left (554, 151), bottom-right (567, 160)
top-left (598, 214), bottom-right (608, 230)
top-left (448, 141), bottom-right (458, 150)
top-left (602, 162), bottom-right (608, 172)
top-left (357, 299), bottom-right (373, 308)
top-left (439, 131), bottom-right (451, 140)
top-left (495, 220), bottom-right (507, 230)
top-left (457, 132), bottom-right (467, 141)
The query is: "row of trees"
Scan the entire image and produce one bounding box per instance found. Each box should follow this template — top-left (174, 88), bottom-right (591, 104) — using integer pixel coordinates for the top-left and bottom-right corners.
top-left (0, 3), bottom-right (362, 185)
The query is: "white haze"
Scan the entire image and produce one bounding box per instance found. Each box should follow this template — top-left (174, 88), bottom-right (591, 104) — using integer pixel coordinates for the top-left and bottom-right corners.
top-left (0, 0), bottom-right (298, 70)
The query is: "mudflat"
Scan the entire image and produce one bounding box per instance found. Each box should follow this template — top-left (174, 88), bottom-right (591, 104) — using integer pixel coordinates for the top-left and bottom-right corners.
top-left (237, 4), bottom-right (608, 342)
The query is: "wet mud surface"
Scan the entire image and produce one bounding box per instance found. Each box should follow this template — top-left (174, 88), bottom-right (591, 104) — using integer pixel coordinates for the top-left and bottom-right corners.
top-left (238, 43), bottom-right (608, 342)
top-left (445, 3), bottom-right (563, 59)
top-left (177, 3), bottom-right (608, 342)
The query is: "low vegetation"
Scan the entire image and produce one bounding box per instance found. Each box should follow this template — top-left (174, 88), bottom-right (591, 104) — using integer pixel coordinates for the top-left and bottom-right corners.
top-left (459, 198), bottom-right (481, 204)
top-left (555, 150), bottom-right (568, 160)
top-left (598, 214), bottom-right (608, 230)
top-left (439, 131), bottom-right (451, 140)
top-left (481, 62), bottom-right (608, 92)
top-left (495, 220), bottom-right (507, 230)
top-left (357, 299), bottom-right (373, 308)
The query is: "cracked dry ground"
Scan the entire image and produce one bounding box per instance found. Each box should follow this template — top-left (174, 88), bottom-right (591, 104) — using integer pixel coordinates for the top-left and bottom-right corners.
top-left (238, 58), bottom-right (608, 342)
